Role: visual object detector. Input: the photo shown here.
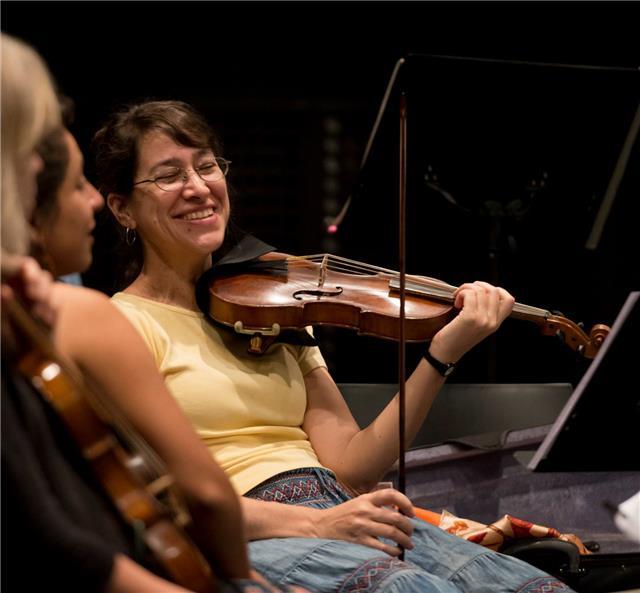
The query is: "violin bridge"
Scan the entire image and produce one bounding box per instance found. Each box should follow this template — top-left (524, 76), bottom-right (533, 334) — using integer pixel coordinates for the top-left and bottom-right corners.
top-left (318, 254), bottom-right (328, 288)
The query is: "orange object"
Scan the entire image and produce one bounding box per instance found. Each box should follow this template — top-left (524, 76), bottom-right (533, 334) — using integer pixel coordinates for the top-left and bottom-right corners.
top-left (412, 506), bottom-right (442, 526)
top-left (412, 507), bottom-right (591, 555)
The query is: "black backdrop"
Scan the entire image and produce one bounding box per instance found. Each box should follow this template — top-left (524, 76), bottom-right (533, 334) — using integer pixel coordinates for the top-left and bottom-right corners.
top-left (3, 1), bottom-right (639, 384)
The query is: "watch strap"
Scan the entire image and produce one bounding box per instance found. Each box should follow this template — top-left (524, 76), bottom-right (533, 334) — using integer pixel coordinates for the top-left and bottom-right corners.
top-left (423, 348), bottom-right (456, 377)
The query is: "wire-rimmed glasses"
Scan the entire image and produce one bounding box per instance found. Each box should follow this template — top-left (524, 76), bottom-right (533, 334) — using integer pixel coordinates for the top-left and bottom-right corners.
top-left (133, 157), bottom-right (231, 192)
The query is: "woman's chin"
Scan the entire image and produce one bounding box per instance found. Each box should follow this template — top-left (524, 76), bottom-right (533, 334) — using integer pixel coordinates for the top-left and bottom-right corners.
top-left (191, 234), bottom-right (225, 256)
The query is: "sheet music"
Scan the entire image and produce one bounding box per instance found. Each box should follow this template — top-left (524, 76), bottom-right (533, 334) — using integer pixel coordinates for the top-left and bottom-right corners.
top-left (528, 291), bottom-right (639, 471)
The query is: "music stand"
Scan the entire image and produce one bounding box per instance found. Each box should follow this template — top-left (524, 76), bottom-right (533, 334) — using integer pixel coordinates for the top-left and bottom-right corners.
top-left (339, 54), bottom-right (640, 275)
top-left (334, 55), bottom-right (639, 511)
top-left (337, 55), bottom-right (639, 494)
top-left (526, 291), bottom-right (639, 472)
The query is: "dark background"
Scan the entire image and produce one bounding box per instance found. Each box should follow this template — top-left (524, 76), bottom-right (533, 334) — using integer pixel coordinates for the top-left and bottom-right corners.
top-left (3, 1), bottom-right (639, 385)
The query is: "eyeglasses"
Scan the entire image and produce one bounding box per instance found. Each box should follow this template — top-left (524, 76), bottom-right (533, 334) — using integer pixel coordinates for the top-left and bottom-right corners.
top-left (133, 157), bottom-right (231, 192)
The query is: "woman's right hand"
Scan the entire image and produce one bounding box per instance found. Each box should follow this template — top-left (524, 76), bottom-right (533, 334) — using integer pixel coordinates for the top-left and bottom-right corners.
top-left (1, 256), bottom-right (58, 352)
top-left (16, 256), bottom-right (58, 326)
top-left (311, 488), bottom-right (416, 556)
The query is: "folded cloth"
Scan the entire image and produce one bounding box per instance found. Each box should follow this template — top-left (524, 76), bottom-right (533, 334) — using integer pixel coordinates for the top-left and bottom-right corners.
top-left (415, 507), bottom-right (590, 554)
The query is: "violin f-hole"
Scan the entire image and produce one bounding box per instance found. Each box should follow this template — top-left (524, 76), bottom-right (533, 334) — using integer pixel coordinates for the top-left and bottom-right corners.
top-left (293, 287), bottom-right (343, 300)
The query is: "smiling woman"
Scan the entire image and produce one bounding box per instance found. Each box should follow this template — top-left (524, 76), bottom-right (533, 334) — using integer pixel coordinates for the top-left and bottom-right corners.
top-left (93, 101), bottom-right (231, 304)
top-left (91, 99), bottom-right (577, 593)
top-left (108, 131), bottom-right (229, 277)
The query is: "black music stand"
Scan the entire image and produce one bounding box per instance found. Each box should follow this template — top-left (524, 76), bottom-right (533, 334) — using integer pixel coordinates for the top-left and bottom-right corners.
top-left (341, 55), bottom-right (640, 277)
top-left (337, 55), bottom-right (639, 508)
top-left (525, 291), bottom-right (639, 472)
top-left (339, 55), bottom-right (639, 500)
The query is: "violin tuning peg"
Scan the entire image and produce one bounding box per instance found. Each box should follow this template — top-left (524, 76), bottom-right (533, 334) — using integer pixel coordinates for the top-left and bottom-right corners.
top-left (555, 329), bottom-right (566, 344)
top-left (577, 321), bottom-right (585, 330)
top-left (551, 310), bottom-right (565, 318)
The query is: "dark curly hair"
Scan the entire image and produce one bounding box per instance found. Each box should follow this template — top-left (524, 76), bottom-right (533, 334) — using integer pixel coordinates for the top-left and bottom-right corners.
top-left (33, 95), bottom-right (75, 229)
top-left (92, 100), bottom-right (222, 197)
top-left (91, 100), bottom-right (225, 289)
top-left (31, 96), bottom-right (75, 270)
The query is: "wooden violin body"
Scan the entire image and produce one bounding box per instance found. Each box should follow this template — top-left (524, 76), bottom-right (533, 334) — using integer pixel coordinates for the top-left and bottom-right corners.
top-left (208, 254), bottom-right (609, 359)
top-left (5, 297), bottom-right (217, 593)
top-left (211, 259), bottom-right (456, 342)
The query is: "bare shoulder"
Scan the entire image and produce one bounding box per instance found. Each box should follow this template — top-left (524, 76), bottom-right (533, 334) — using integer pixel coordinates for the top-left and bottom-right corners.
top-left (52, 284), bottom-right (120, 329)
top-left (52, 284), bottom-right (142, 366)
top-left (53, 283), bottom-right (110, 310)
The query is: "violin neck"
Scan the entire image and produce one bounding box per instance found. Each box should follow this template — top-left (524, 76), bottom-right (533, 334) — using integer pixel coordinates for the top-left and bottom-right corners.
top-left (292, 255), bottom-right (553, 326)
top-left (389, 277), bottom-right (551, 325)
top-left (282, 254), bottom-right (605, 358)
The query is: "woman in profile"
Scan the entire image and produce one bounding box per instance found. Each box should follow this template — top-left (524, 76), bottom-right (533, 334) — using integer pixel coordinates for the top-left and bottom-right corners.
top-left (2, 34), bottom-right (298, 593)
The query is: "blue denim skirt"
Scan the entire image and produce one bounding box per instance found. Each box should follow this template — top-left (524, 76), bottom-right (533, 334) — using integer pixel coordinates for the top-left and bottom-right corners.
top-left (245, 468), bottom-right (574, 593)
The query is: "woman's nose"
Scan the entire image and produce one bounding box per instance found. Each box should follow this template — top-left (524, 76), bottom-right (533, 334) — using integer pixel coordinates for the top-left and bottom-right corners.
top-left (181, 170), bottom-right (211, 197)
top-left (90, 183), bottom-right (105, 211)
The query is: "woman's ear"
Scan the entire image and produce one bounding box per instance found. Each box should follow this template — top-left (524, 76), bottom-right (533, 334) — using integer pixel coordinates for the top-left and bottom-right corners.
top-left (107, 193), bottom-right (135, 229)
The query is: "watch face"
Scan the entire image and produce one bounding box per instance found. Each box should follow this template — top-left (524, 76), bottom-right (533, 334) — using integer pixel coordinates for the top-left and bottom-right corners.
top-left (443, 365), bottom-right (455, 377)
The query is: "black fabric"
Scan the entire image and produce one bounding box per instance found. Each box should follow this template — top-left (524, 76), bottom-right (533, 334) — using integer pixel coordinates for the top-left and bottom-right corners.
top-left (196, 234), bottom-right (318, 348)
top-left (1, 364), bottom-right (138, 592)
top-left (213, 233), bottom-right (278, 267)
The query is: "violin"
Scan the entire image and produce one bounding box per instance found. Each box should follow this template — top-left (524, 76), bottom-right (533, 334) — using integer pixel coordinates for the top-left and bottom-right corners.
top-left (207, 253), bottom-right (610, 357)
top-left (3, 291), bottom-right (218, 593)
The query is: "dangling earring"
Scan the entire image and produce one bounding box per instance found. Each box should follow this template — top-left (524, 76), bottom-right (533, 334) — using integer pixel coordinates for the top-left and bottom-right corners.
top-left (125, 227), bottom-right (137, 246)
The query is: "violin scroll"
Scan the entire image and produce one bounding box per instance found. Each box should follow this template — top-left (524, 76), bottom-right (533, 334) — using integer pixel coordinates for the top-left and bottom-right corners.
top-left (540, 314), bottom-right (610, 359)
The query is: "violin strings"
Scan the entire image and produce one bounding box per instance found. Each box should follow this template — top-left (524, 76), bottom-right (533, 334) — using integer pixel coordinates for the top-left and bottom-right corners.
top-left (290, 254), bottom-right (454, 288)
top-left (330, 254), bottom-right (457, 290)
top-left (512, 303), bottom-right (552, 317)
top-left (289, 254), bottom-right (457, 290)
top-left (290, 255), bottom-right (372, 275)
top-left (84, 387), bottom-right (194, 523)
top-left (286, 254), bottom-right (551, 319)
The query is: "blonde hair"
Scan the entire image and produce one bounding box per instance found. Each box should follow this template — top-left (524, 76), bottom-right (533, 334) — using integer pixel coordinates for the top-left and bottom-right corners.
top-left (1, 34), bottom-right (61, 255)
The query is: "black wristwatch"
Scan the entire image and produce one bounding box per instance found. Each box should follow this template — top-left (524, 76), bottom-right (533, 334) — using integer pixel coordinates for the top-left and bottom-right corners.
top-left (423, 349), bottom-right (456, 377)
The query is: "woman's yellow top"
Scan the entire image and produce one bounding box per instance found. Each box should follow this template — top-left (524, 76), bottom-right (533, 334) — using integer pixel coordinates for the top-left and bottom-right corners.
top-left (112, 292), bottom-right (327, 494)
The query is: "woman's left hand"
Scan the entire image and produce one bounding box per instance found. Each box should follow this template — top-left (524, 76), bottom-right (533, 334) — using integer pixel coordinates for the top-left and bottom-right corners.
top-left (1, 255), bottom-right (58, 327)
top-left (429, 281), bottom-right (515, 363)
